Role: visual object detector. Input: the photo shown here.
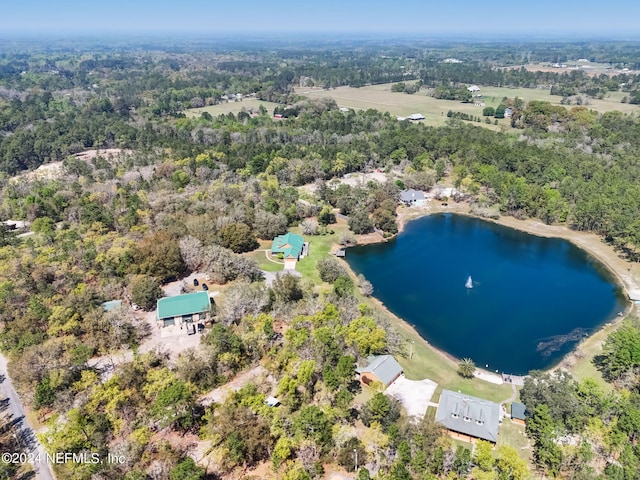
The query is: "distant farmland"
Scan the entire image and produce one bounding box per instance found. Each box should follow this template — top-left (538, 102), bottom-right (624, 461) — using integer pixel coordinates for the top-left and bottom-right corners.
top-left (295, 83), bottom-right (638, 129)
top-left (184, 98), bottom-right (280, 118)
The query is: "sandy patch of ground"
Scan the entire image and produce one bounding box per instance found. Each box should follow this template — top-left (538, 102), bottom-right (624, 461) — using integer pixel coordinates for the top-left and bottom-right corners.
top-left (73, 148), bottom-right (131, 161)
top-left (331, 171), bottom-right (389, 188)
top-left (299, 171), bottom-right (392, 195)
top-left (354, 231), bottom-right (386, 245)
top-left (385, 375), bottom-right (438, 419)
top-left (474, 369), bottom-right (504, 385)
top-left (199, 365), bottom-right (269, 406)
top-left (12, 161), bottom-right (64, 182)
top-left (11, 148), bottom-right (132, 183)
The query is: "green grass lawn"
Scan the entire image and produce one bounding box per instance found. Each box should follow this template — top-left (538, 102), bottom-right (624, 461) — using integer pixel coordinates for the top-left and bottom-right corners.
top-left (252, 252), bottom-right (284, 272)
top-left (183, 98), bottom-right (281, 118)
top-left (425, 405), bottom-right (437, 420)
top-left (561, 322), bottom-right (619, 392)
top-left (377, 319), bottom-right (514, 403)
top-left (291, 223), bottom-right (348, 284)
top-left (497, 420), bottom-right (533, 464)
top-left (246, 240), bottom-right (284, 272)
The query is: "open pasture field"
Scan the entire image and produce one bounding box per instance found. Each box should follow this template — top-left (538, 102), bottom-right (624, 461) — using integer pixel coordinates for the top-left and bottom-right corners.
top-left (296, 83), bottom-right (504, 129)
top-left (296, 83), bottom-right (640, 129)
top-left (518, 61), bottom-right (635, 76)
top-left (479, 86), bottom-right (639, 115)
top-left (184, 98), bottom-right (280, 118)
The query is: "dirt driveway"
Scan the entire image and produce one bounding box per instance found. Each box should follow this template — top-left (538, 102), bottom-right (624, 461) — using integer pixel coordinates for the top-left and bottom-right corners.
top-left (386, 375), bottom-right (438, 419)
top-left (199, 365), bottom-right (270, 406)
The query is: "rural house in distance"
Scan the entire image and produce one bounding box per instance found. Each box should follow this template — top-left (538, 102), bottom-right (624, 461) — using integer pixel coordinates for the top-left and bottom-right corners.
top-left (435, 389), bottom-right (501, 443)
top-left (399, 189), bottom-right (426, 206)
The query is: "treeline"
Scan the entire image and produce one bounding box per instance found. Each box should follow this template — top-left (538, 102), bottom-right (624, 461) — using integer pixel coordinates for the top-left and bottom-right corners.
top-left (6, 90), bottom-right (639, 257)
top-left (519, 317), bottom-right (640, 478)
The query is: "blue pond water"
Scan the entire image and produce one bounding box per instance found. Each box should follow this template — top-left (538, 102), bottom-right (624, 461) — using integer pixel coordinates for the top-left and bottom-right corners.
top-left (346, 214), bottom-right (626, 375)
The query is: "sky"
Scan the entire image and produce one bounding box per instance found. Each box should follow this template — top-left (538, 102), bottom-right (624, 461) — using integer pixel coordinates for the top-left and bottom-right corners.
top-left (2, 0), bottom-right (640, 38)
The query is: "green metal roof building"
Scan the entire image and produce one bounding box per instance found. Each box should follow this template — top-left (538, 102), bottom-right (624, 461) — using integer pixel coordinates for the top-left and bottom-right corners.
top-left (271, 232), bottom-right (304, 259)
top-left (101, 300), bottom-right (123, 312)
top-left (156, 291), bottom-right (211, 326)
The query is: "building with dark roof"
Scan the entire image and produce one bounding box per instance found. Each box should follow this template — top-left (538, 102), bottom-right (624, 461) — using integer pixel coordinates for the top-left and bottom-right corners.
top-left (511, 402), bottom-right (527, 426)
top-left (355, 355), bottom-right (403, 388)
top-left (156, 291), bottom-right (212, 327)
top-left (435, 390), bottom-right (501, 443)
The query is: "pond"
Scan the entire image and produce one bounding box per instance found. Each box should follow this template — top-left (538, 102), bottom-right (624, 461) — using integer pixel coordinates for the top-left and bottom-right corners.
top-left (346, 213), bottom-right (627, 375)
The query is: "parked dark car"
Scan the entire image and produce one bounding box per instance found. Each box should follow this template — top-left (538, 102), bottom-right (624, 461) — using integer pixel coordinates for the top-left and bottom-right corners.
top-left (193, 278), bottom-right (199, 286)
top-left (197, 323), bottom-right (204, 333)
top-left (202, 283), bottom-right (208, 291)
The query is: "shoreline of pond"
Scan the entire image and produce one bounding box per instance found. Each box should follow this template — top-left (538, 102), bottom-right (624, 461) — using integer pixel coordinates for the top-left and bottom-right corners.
top-left (344, 202), bottom-right (637, 381)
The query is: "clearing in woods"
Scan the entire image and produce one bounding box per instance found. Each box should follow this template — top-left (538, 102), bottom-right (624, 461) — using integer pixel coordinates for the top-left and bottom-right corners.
top-left (184, 98), bottom-right (280, 118)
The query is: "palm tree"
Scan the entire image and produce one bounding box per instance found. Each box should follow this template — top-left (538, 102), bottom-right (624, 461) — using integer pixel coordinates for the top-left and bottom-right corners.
top-left (457, 358), bottom-right (476, 379)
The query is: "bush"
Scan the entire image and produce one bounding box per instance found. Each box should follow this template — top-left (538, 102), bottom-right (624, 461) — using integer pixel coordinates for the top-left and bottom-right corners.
top-left (318, 205), bottom-right (336, 226)
top-left (317, 257), bottom-right (347, 283)
top-left (348, 210), bottom-right (374, 234)
top-left (130, 275), bottom-right (163, 311)
top-left (131, 231), bottom-right (186, 283)
top-left (202, 245), bottom-right (262, 284)
top-left (333, 275), bottom-right (354, 297)
top-left (271, 273), bottom-right (304, 304)
top-left (169, 457), bottom-right (204, 480)
top-left (254, 210), bottom-right (288, 240)
top-left (357, 274), bottom-right (373, 296)
top-left (482, 106), bottom-right (495, 117)
top-left (219, 223), bottom-right (259, 253)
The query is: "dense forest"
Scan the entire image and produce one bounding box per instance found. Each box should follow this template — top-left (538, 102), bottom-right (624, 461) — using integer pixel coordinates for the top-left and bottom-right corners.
top-left (1, 37), bottom-right (640, 480)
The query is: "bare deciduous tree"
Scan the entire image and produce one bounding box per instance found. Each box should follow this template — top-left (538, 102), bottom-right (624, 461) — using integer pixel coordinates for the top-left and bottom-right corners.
top-left (216, 282), bottom-right (269, 325)
top-left (300, 218), bottom-right (319, 235)
top-left (357, 274), bottom-right (374, 296)
top-left (179, 235), bottom-right (203, 271)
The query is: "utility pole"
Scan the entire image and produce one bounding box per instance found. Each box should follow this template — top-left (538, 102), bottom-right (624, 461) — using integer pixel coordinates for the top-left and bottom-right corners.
top-left (354, 448), bottom-right (358, 472)
top-left (409, 340), bottom-right (414, 360)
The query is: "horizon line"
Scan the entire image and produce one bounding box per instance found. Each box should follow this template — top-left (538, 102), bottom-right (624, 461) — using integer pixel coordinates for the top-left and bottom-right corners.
top-left (1, 30), bottom-right (640, 42)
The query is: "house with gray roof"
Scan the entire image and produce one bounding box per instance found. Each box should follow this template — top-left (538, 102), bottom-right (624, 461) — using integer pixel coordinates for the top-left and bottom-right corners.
top-left (511, 402), bottom-right (527, 426)
top-left (399, 189), bottom-right (426, 206)
top-left (355, 355), bottom-right (403, 388)
top-left (435, 389), bottom-right (501, 443)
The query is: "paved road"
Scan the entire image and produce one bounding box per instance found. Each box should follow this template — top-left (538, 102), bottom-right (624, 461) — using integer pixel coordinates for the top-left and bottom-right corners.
top-left (0, 354), bottom-right (55, 480)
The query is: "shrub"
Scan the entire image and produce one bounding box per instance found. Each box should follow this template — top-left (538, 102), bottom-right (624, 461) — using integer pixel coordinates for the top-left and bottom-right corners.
top-left (130, 275), bottom-right (163, 311)
top-left (317, 257), bottom-right (347, 283)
